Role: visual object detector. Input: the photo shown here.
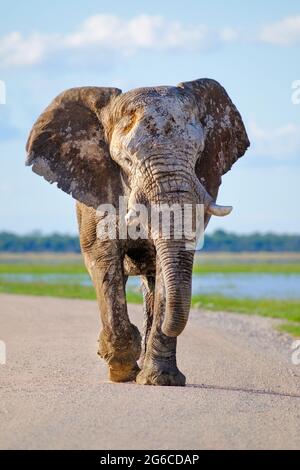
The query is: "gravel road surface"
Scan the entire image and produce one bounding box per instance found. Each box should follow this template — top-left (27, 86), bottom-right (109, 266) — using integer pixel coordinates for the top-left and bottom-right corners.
top-left (0, 294), bottom-right (300, 450)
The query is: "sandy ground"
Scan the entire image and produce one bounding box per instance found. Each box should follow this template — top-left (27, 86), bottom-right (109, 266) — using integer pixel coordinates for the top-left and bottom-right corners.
top-left (0, 294), bottom-right (300, 450)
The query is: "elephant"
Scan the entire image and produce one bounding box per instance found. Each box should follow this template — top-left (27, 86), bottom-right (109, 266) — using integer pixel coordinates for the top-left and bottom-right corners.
top-left (26, 79), bottom-right (249, 386)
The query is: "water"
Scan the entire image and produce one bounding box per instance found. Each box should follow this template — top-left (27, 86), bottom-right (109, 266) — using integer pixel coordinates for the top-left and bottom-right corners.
top-left (191, 274), bottom-right (300, 299)
top-left (1, 272), bottom-right (299, 300)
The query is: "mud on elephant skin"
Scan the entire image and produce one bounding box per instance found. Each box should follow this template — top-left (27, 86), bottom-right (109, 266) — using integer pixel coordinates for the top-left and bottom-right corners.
top-left (26, 79), bottom-right (249, 386)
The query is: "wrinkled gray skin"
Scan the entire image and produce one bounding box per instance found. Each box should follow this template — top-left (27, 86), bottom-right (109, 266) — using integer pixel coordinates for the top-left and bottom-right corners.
top-left (26, 79), bottom-right (249, 386)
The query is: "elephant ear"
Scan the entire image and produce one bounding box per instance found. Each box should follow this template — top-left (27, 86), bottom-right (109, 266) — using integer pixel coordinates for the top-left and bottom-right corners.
top-left (178, 79), bottom-right (250, 200)
top-left (26, 86), bottom-right (123, 209)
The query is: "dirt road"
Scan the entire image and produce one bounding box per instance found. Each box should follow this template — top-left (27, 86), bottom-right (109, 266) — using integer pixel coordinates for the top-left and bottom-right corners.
top-left (0, 294), bottom-right (300, 449)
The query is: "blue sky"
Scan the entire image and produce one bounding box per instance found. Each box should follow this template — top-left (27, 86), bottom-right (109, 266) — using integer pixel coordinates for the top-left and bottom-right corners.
top-left (0, 0), bottom-right (299, 234)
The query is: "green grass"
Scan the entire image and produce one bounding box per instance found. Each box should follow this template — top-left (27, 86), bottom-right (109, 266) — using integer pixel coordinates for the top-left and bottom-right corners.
top-left (126, 290), bottom-right (143, 304)
top-left (1, 257), bottom-right (300, 337)
top-left (191, 295), bottom-right (300, 323)
top-left (0, 281), bottom-right (96, 299)
top-left (0, 280), bottom-right (143, 304)
top-left (277, 322), bottom-right (300, 337)
top-left (0, 263), bottom-right (87, 275)
top-left (1, 262), bottom-right (300, 275)
top-left (1, 279), bottom-right (299, 322)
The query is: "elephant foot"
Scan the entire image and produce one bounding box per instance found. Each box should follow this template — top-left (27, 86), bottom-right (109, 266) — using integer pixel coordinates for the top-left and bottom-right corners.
top-left (98, 324), bottom-right (142, 383)
top-left (136, 363), bottom-right (186, 387)
top-left (109, 363), bottom-right (140, 383)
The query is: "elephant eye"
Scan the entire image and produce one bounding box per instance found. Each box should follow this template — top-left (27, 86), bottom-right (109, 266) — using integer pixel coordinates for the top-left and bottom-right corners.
top-left (124, 156), bottom-right (132, 166)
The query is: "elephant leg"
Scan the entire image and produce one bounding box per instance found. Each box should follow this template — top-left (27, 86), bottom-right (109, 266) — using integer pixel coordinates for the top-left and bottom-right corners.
top-left (136, 261), bottom-right (186, 386)
top-left (89, 244), bottom-right (141, 383)
top-left (139, 275), bottom-right (155, 368)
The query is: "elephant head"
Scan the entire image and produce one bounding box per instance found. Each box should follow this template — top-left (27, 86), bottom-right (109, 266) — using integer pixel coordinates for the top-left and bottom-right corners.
top-left (26, 79), bottom-right (249, 337)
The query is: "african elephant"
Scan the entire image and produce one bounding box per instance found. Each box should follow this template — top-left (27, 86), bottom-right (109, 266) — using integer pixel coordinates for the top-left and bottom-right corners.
top-left (26, 79), bottom-right (249, 386)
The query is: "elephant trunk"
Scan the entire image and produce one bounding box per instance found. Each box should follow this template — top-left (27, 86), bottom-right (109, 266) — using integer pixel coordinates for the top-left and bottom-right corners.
top-left (124, 162), bottom-right (233, 338)
top-left (155, 238), bottom-right (194, 337)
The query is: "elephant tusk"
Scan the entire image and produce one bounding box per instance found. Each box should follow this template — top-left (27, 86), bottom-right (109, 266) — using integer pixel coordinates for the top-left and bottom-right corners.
top-left (207, 203), bottom-right (233, 217)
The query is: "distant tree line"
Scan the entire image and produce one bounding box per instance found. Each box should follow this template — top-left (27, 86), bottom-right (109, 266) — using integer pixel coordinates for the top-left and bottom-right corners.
top-left (202, 230), bottom-right (300, 252)
top-left (0, 230), bottom-right (300, 253)
top-left (0, 232), bottom-right (81, 253)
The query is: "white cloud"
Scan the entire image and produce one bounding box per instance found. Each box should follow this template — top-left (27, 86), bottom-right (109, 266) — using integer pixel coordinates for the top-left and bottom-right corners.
top-left (260, 15), bottom-right (300, 46)
top-left (64, 14), bottom-right (212, 51)
top-left (0, 14), bottom-right (239, 68)
top-left (219, 27), bottom-right (239, 43)
top-left (249, 120), bottom-right (300, 160)
top-left (0, 32), bottom-right (47, 67)
top-left (2, 13), bottom-right (300, 68)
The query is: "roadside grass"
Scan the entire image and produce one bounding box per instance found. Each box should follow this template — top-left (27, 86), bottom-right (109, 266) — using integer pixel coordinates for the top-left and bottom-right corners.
top-left (0, 263), bottom-right (87, 275)
top-left (1, 262), bottom-right (300, 275)
top-left (1, 280), bottom-right (300, 336)
top-left (0, 281), bottom-right (96, 300)
top-left (0, 280), bottom-right (141, 304)
top-left (191, 295), bottom-right (300, 323)
top-left (1, 254), bottom-right (300, 337)
top-left (277, 322), bottom-right (300, 337)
